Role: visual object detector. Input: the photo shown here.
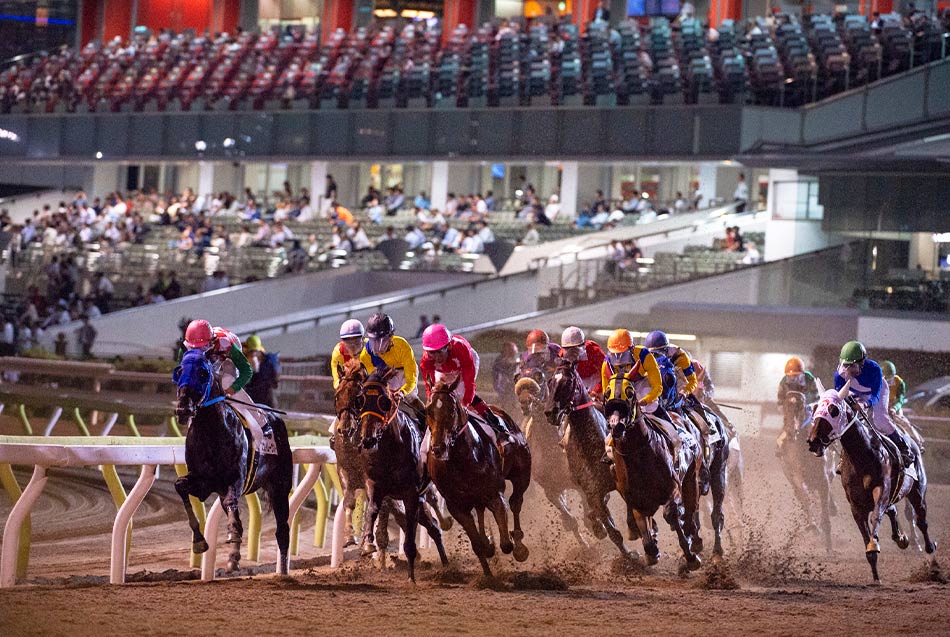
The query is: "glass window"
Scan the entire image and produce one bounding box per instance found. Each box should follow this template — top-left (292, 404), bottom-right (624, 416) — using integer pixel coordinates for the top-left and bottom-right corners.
top-left (258, 0), bottom-right (324, 31)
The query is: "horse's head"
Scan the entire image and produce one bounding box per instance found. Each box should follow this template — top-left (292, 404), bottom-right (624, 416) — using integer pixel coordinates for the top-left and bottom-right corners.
top-left (425, 377), bottom-right (465, 456)
top-left (807, 383), bottom-right (854, 457)
top-left (515, 375), bottom-right (545, 418)
top-left (358, 366), bottom-right (398, 450)
top-left (334, 359), bottom-right (366, 441)
top-left (547, 359), bottom-right (588, 426)
top-left (173, 349), bottom-right (217, 427)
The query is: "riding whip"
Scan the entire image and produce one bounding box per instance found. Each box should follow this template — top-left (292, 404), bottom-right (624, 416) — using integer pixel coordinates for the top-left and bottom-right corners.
top-left (225, 396), bottom-right (288, 415)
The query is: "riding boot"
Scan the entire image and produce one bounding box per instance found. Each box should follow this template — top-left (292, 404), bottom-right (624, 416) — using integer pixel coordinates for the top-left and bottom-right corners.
top-left (402, 393), bottom-right (428, 431)
top-left (483, 408), bottom-right (513, 452)
top-left (886, 431), bottom-right (914, 468)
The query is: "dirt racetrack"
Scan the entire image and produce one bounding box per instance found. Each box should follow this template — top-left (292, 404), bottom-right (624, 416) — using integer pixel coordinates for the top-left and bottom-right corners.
top-left (1, 427), bottom-right (948, 636)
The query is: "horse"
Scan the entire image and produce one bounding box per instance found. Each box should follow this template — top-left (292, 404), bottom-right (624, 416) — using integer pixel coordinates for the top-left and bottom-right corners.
top-left (546, 359), bottom-right (633, 559)
top-left (173, 349), bottom-right (293, 574)
top-left (426, 377), bottom-right (532, 576)
top-left (807, 383), bottom-right (936, 583)
top-left (605, 395), bottom-right (703, 570)
top-left (357, 366), bottom-right (449, 582)
top-left (515, 373), bottom-right (588, 548)
top-left (777, 390), bottom-right (836, 552)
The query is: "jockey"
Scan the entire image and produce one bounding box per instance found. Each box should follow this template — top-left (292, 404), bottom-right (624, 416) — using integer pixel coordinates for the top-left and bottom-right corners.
top-left (558, 326), bottom-right (605, 397)
top-left (419, 323), bottom-right (513, 446)
top-left (182, 320), bottom-right (275, 454)
top-left (520, 329), bottom-right (562, 378)
top-left (882, 360), bottom-right (925, 453)
top-left (331, 319), bottom-right (365, 389)
top-left (777, 357), bottom-right (821, 406)
top-left (359, 312), bottom-right (427, 419)
top-left (835, 341), bottom-right (914, 468)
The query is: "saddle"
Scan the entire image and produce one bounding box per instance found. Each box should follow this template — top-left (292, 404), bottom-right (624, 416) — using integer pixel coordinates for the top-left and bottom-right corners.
top-left (233, 407), bottom-right (278, 455)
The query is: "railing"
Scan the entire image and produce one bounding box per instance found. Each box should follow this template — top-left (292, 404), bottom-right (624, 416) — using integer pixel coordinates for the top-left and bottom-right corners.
top-left (0, 435), bottom-right (336, 586)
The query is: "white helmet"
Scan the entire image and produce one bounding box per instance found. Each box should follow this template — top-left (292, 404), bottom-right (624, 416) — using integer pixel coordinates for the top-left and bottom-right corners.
top-left (560, 326), bottom-right (585, 348)
top-left (339, 319), bottom-right (365, 340)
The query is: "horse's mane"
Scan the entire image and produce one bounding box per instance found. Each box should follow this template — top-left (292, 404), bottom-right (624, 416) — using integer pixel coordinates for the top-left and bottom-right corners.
top-left (366, 364), bottom-right (393, 385)
top-left (342, 357), bottom-right (364, 379)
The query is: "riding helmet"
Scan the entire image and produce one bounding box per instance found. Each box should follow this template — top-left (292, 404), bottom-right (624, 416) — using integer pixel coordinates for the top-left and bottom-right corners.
top-left (643, 330), bottom-right (669, 350)
top-left (422, 324), bottom-right (452, 351)
top-left (525, 329), bottom-right (549, 354)
top-left (183, 319), bottom-right (214, 349)
top-left (785, 357), bottom-right (804, 375)
top-left (839, 341), bottom-right (867, 364)
top-left (245, 334), bottom-right (264, 352)
top-left (560, 326), bottom-right (585, 348)
top-left (881, 360), bottom-right (897, 378)
top-left (366, 313), bottom-right (394, 338)
top-left (606, 329), bottom-right (632, 353)
top-left (339, 318), bottom-right (365, 340)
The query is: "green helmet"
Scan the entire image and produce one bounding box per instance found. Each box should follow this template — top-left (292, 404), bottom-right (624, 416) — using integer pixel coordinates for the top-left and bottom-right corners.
top-left (882, 360), bottom-right (896, 378)
top-left (245, 334), bottom-right (263, 351)
top-left (839, 341), bottom-right (867, 365)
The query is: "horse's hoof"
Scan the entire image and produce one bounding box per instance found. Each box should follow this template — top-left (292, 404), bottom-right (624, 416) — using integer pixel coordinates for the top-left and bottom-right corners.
top-left (692, 537), bottom-right (705, 554)
top-left (439, 518), bottom-right (454, 532)
top-left (193, 540), bottom-right (209, 554)
top-left (896, 534), bottom-right (910, 550)
top-left (646, 553), bottom-right (660, 566)
top-left (870, 578), bottom-right (882, 586)
top-left (687, 555), bottom-right (703, 571)
top-left (361, 543), bottom-right (378, 558)
top-left (926, 542), bottom-right (937, 554)
top-left (500, 541), bottom-right (514, 555)
top-left (591, 524), bottom-right (608, 540)
top-left (227, 560), bottom-right (240, 573)
top-left (713, 545), bottom-right (724, 557)
top-left (513, 544), bottom-right (529, 562)
top-left (344, 537), bottom-right (357, 548)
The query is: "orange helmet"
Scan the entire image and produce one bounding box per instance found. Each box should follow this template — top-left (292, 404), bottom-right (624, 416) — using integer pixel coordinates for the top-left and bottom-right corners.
top-left (785, 357), bottom-right (804, 375)
top-left (525, 329), bottom-right (549, 354)
top-left (606, 329), bottom-right (633, 354)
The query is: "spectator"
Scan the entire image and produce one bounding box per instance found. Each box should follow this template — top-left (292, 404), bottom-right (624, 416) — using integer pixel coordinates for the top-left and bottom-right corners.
top-left (415, 315), bottom-right (430, 338)
top-left (439, 222), bottom-right (462, 253)
top-left (329, 202), bottom-right (355, 227)
top-left (385, 187), bottom-right (405, 216)
top-left (349, 222), bottom-right (372, 251)
top-left (543, 194), bottom-right (561, 223)
top-left (521, 223), bottom-right (540, 246)
top-left (403, 224), bottom-right (426, 249)
top-left (476, 220), bottom-right (495, 245)
top-left (459, 228), bottom-right (484, 254)
top-left (593, 0), bottom-right (610, 24)
top-left (203, 270), bottom-right (230, 292)
top-left (674, 191), bottom-right (689, 213)
top-left (733, 173), bottom-right (749, 212)
top-left (414, 190), bottom-right (431, 210)
top-left (163, 272), bottom-right (182, 300)
top-left (331, 226), bottom-right (353, 253)
top-left (484, 190), bottom-right (496, 212)
top-left (742, 241), bottom-right (761, 265)
top-left (417, 207), bottom-right (445, 231)
top-left (76, 316), bottom-right (97, 358)
top-left (0, 316), bottom-right (14, 356)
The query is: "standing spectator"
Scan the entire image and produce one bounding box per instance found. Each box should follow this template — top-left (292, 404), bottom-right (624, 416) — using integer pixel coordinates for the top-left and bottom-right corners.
top-left (0, 315), bottom-right (14, 356)
top-left (484, 190), bottom-right (496, 212)
top-left (674, 191), bottom-right (689, 213)
top-left (733, 173), bottom-right (749, 212)
top-left (93, 272), bottom-right (114, 312)
top-left (593, 0), bottom-right (610, 24)
top-left (415, 315), bottom-right (430, 338)
top-left (323, 174), bottom-right (338, 217)
top-left (76, 317), bottom-right (97, 358)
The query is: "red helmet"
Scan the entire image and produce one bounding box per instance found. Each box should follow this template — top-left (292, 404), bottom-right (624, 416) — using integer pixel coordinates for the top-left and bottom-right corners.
top-left (525, 329), bottom-right (549, 354)
top-left (422, 324), bottom-right (452, 351)
top-left (184, 319), bottom-right (213, 349)
top-left (212, 327), bottom-right (241, 353)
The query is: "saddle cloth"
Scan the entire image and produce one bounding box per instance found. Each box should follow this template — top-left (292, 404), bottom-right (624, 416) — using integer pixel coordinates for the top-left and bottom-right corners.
top-left (645, 415), bottom-right (697, 476)
top-left (877, 431), bottom-right (918, 492)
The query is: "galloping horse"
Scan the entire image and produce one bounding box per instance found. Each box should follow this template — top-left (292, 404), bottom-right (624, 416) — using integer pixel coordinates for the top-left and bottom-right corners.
top-left (515, 373), bottom-right (588, 548)
top-left (357, 366), bottom-right (449, 582)
top-left (605, 395), bottom-right (703, 570)
top-left (173, 349), bottom-right (293, 574)
top-left (808, 383), bottom-right (936, 583)
top-left (778, 390), bottom-right (836, 551)
top-left (426, 377), bottom-right (532, 576)
top-left (547, 359), bottom-right (632, 559)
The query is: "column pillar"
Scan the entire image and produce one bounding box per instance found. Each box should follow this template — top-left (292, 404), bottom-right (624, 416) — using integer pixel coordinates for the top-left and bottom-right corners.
top-left (560, 161), bottom-right (579, 219)
top-left (908, 233), bottom-right (938, 272)
top-left (198, 162), bottom-right (215, 197)
top-left (696, 162), bottom-right (720, 209)
top-left (310, 160), bottom-right (329, 211)
top-left (322, 0), bottom-right (355, 43)
top-left (430, 161), bottom-right (449, 212)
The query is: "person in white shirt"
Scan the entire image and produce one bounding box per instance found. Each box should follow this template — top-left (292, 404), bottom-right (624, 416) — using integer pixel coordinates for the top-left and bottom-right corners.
top-left (476, 221), bottom-right (495, 245)
top-left (331, 226), bottom-right (353, 253)
top-left (741, 241), bottom-right (761, 265)
top-left (403, 225), bottom-right (427, 250)
top-left (417, 208), bottom-right (445, 230)
top-left (459, 229), bottom-right (484, 254)
top-left (674, 191), bottom-right (689, 213)
top-left (439, 223), bottom-right (462, 252)
top-left (733, 173), bottom-right (749, 212)
top-left (521, 223), bottom-right (540, 246)
top-left (269, 221), bottom-right (294, 247)
top-left (475, 196), bottom-right (488, 216)
top-left (544, 194), bottom-right (561, 222)
top-left (349, 223), bottom-right (372, 251)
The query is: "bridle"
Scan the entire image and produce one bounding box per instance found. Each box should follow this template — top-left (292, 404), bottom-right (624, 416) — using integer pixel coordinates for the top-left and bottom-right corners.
top-left (334, 372), bottom-right (363, 442)
top-left (427, 385), bottom-right (467, 451)
top-left (174, 352), bottom-right (223, 424)
top-left (549, 363), bottom-right (594, 426)
top-left (359, 379), bottom-right (399, 448)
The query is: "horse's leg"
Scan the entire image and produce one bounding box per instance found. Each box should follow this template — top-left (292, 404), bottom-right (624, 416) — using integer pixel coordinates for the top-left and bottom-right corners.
top-left (449, 502), bottom-right (493, 577)
top-left (269, 482), bottom-right (291, 575)
top-left (851, 505), bottom-right (879, 583)
top-left (360, 480), bottom-right (383, 557)
top-left (223, 486), bottom-right (243, 572)
top-left (546, 485), bottom-right (586, 546)
top-left (475, 506), bottom-right (495, 557)
top-left (338, 467), bottom-right (358, 546)
top-left (710, 455), bottom-right (727, 556)
top-left (488, 492), bottom-right (514, 556)
top-left (416, 499), bottom-right (449, 566)
top-left (867, 485), bottom-right (887, 558)
top-left (664, 497), bottom-right (701, 571)
top-left (885, 505), bottom-right (909, 550)
top-left (174, 474), bottom-right (210, 553)
top-left (907, 481), bottom-right (937, 554)
top-left (633, 509), bottom-right (659, 565)
top-left (591, 491), bottom-right (630, 559)
top-left (402, 496), bottom-right (421, 583)
top-left (508, 464), bottom-right (531, 561)
top-left (424, 486), bottom-right (453, 531)
top-left (904, 499), bottom-right (921, 551)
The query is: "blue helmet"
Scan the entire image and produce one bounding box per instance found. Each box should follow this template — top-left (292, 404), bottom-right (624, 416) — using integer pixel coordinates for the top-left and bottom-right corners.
top-left (643, 330), bottom-right (669, 350)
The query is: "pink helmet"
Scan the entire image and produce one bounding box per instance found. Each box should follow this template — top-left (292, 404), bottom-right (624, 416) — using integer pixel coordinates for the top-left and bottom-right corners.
top-left (184, 319), bottom-right (213, 349)
top-left (422, 324), bottom-right (452, 351)
top-left (212, 327), bottom-right (241, 353)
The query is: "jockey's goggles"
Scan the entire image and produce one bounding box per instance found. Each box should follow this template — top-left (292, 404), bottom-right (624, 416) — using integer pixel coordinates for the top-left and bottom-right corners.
top-left (368, 334), bottom-right (392, 353)
top-left (608, 350), bottom-right (635, 367)
top-left (563, 345), bottom-right (588, 361)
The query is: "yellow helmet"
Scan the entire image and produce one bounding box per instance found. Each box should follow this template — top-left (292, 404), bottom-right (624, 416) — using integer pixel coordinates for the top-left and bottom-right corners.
top-left (606, 329), bottom-right (633, 354)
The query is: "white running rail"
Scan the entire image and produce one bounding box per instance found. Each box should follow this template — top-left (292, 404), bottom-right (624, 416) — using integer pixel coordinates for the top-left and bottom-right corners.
top-left (0, 436), bottom-right (336, 587)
